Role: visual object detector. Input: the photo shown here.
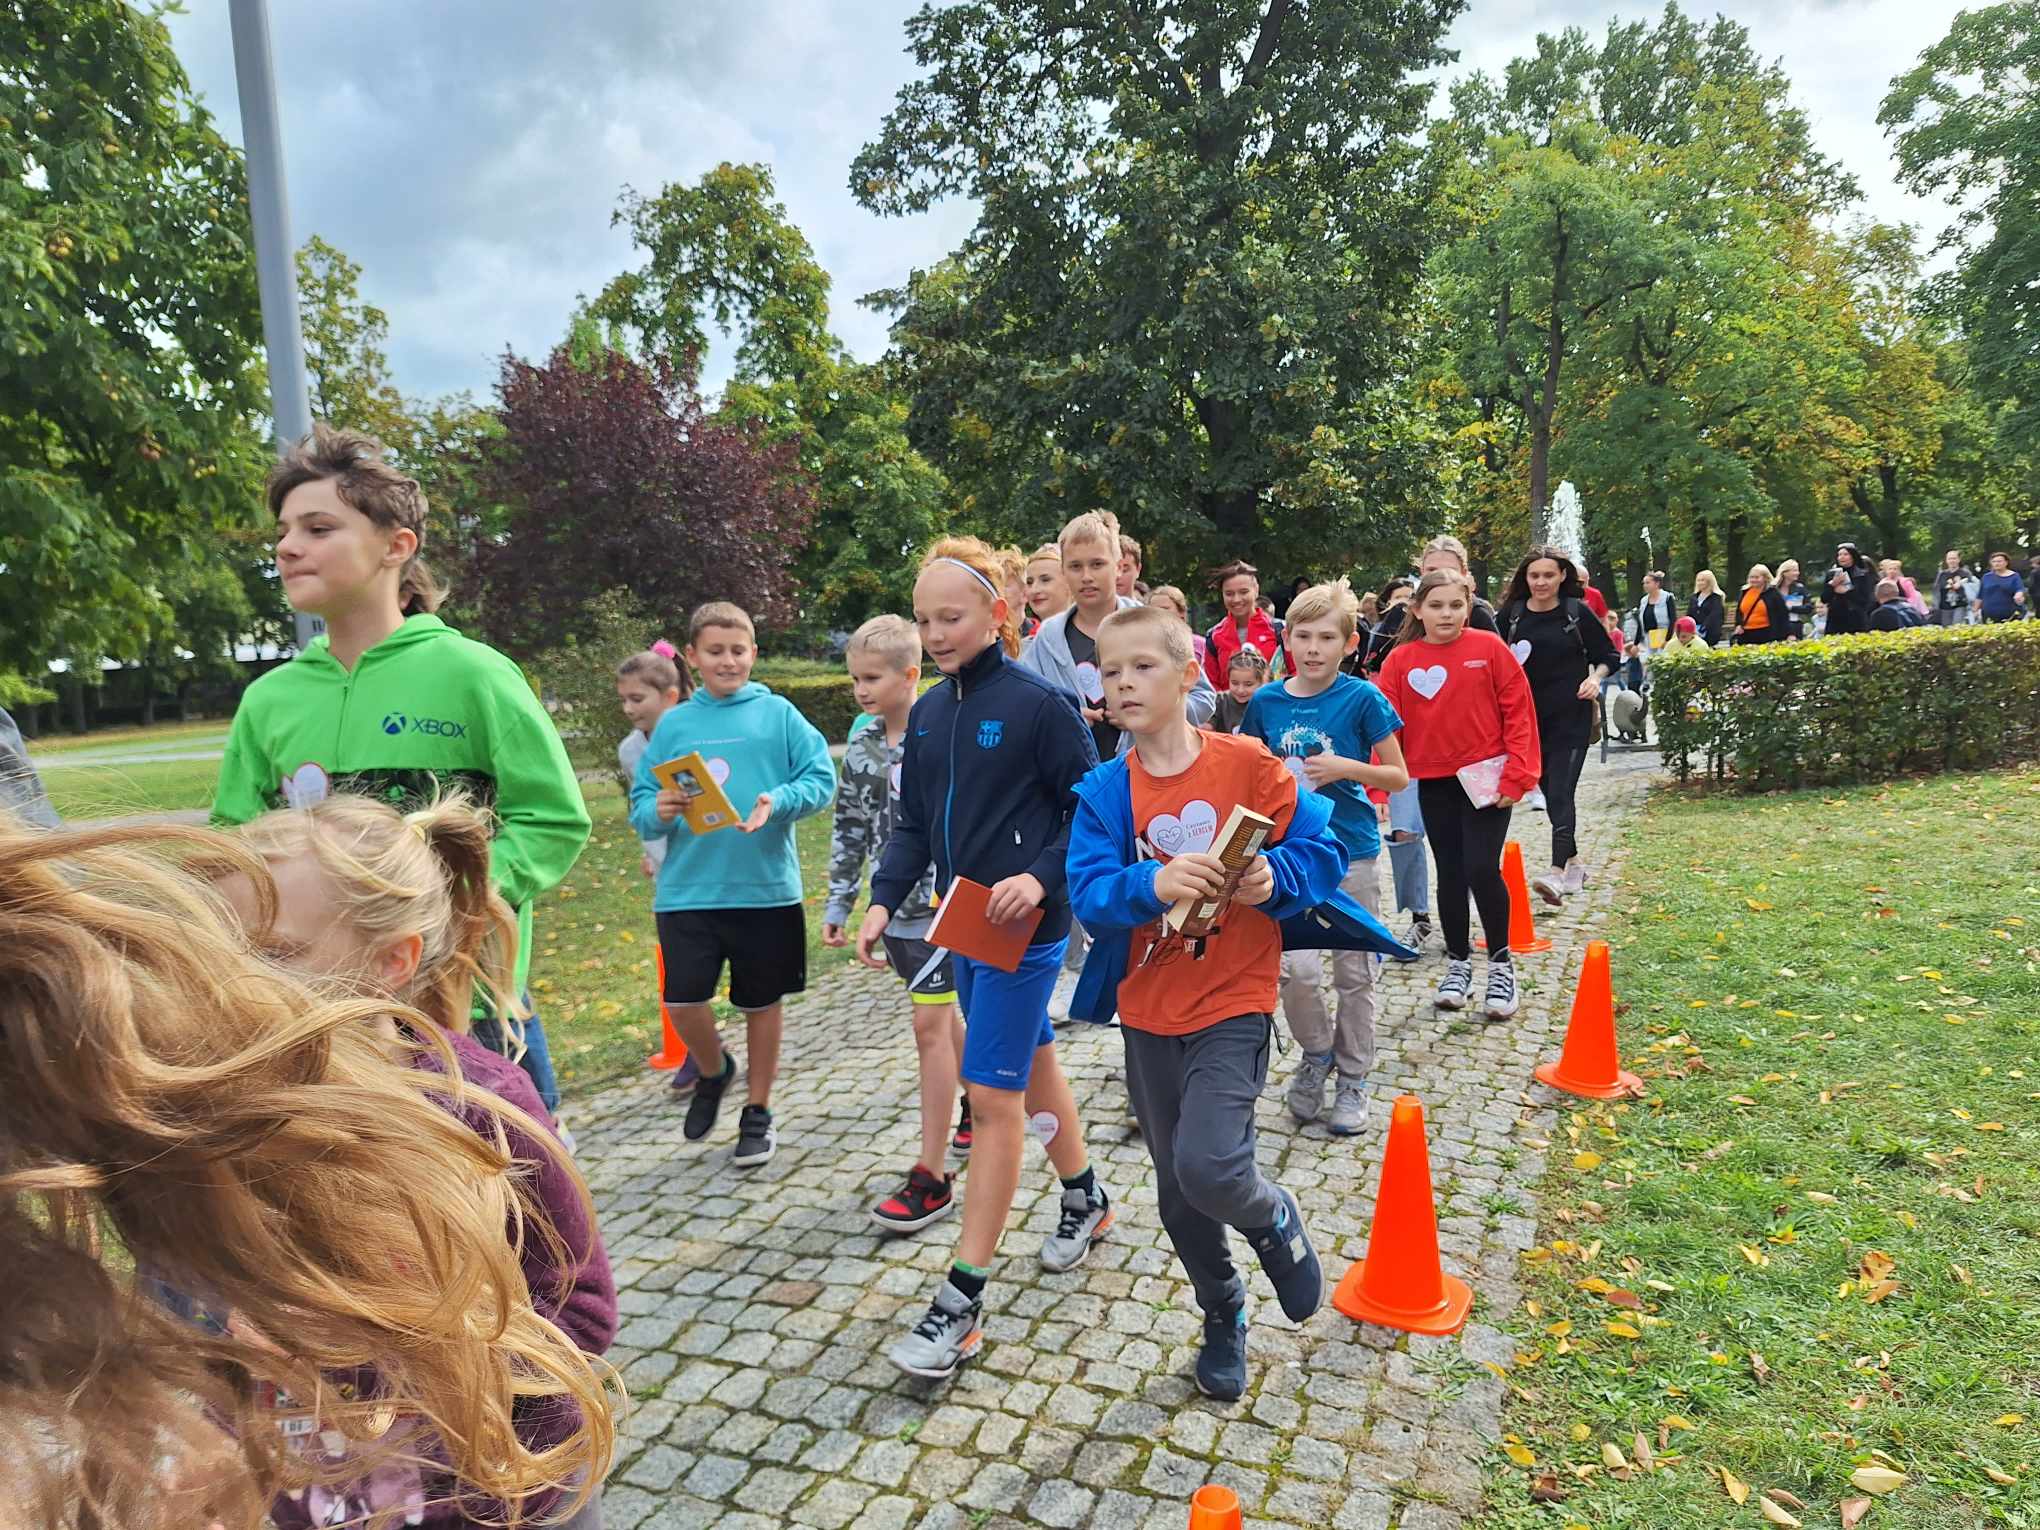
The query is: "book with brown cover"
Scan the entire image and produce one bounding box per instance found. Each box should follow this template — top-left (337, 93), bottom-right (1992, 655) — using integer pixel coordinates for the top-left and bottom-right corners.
top-left (1163, 804), bottom-right (1276, 940)
top-left (650, 751), bottom-right (742, 834)
top-left (924, 876), bottom-right (1044, 973)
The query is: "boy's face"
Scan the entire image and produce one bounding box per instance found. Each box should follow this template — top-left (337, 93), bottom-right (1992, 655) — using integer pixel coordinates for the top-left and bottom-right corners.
top-left (616, 677), bottom-right (675, 734)
top-left (1098, 629), bottom-right (1196, 736)
top-left (1286, 616), bottom-right (1356, 682)
top-left (273, 477), bottom-right (413, 618)
top-left (1228, 670), bottom-right (1261, 702)
top-left (848, 651), bottom-right (918, 717)
top-left (1116, 551), bottom-right (1140, 597)
top-left (686, 625), bottom-right (756, 697)
top-left (1063, 538), bottom-right (1117, 612)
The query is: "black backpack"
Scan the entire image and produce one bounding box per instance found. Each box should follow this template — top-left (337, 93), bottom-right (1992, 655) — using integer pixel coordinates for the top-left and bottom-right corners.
top-left (1502, 598), bottom-right (1593, 660)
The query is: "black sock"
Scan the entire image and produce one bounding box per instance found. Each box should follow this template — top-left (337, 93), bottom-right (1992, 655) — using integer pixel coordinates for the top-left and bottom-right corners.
top-left (1061, 1166), bottom-right (1098, 1200)
top-left (948, 1261), bottom-right (988, 1303)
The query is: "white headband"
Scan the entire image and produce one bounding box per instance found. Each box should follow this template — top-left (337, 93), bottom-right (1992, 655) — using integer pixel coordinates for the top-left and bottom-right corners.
top-left (932, 557), bottom-right (1001, 601)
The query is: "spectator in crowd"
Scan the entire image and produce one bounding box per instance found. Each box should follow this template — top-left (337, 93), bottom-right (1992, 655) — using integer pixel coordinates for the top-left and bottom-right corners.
top-left (1774, 559), bottom-right (1814, 638)
top-left (1635, 570), bottom-right (1678, 657)
top-left (1116, 534), bottom-right (1143, 600)
top-left (1666, 616), bottom-right (1709, 652)
top-left (1687, 569), bottom-right (1725, 645)
top-left (1979, 551), bottom-right (2031, 622)
top-left (1868, 579), bottom-right (1925, 631)
top-left (1878, 558), bottom-right (1927, 618)
top-left (1022, 543), bottom-right (1071, 638)
top-left (1822, 543), bottom-right (1875, 634)
top-left (1357, 590), bottom-right (1380, 628)
top-left (1360, 536), bottom-right (1498, 674)
top-left (1145, 584), bottom-right (1207, 669)
top-left (1350, 575), bottom-right (1415, 675)
top-left (1732, 565), bottom-right (1789, 645)
top-left (1932, 548), bottom-right (1975, 626)
top-left (1605, 610), bottom-right (1644, 692)
top-left (1575, 560), bottom-right (1610, 620)
top-left (1202, 560), bottom-right (1286, 690)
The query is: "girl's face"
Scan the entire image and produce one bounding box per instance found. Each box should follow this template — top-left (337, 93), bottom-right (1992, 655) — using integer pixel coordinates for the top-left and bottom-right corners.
top-left (274, 478), bottom-right (414, 617)
top-left (1022, 557), bottom-right (1069, 617)
top-left (223, 852), bottom-right (416, 994)
top-left (1525, 558), bottom-right (1566, 603)
top-left (617, 678), bottom-right (677, 735)
top-left (1228, 668), bottom-right (1263, 702)
top-left (914, 563), bottom-right (1003, 675)
top-left (1415, 583), bottom-right (1468, 644)
top-left (1221, 574), bottom-right (1259, 620)
top-left (1945, 550), bottom-right (1962, 570)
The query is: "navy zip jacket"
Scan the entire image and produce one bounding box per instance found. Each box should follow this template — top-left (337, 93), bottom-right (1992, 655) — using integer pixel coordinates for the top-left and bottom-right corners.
top-left (871, 640), bottom-right (1100, 945)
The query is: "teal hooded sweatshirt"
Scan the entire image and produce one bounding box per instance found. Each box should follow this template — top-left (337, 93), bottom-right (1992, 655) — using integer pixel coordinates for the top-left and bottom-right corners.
top-left (211, 615), bottom-right (591, 995)
top-left (628, 681), bottom-right (835, 911)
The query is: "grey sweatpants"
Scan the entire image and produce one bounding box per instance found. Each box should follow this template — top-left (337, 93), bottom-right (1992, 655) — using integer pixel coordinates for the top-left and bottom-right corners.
top-left (1278, 855), bottom-right (1382, 1079)
top-left (1121, 1013), bottom-right (1283, 1316)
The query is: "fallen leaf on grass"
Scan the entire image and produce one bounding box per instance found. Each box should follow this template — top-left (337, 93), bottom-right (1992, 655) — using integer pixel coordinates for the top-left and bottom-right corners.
top-left (1529, 1473), bottom-right (1568, 1502)
top-left (1601, 1441), bottom-right (1629, 1471)
top-left (1859, 1250), bottom-right (1896, 1283)
top-left (1757, 1494), bottom-right (1802, 1527)
top-left (1632, 1432), bottom-right (1656, 1471)
top-left (1850, 1466), bottom-right (1907, 1495)
top-left (1985, 1466), bottom-right (2017, 1486)
top-left (1863, 1279), bottom-right (1900, 1304)
top-left (1746, 898), bottom-right (1774, 911)
top-left (1750, 1351), bottom-right (1773, 1383)
top-left (1663, 1415), bottom-right (1696, 1432)
top-left (1839, 1498), bottom-right (1872, 1530)
top-left (1606, 1289), bottom-right (1642, 1309)
top-left (1606, 1321), bottom-right (1642, 1339)
top-left (1570, 1422), bottom-right (1592, 1443)
top-left (1503, 1442), bottom-right (1536, 1467)
top-left (1573, 1151), bottom-right (1603, 1170)
top-left (1994, 1413), bottom-right (2025, 1427)
top-left (1806, 1191), bottom-right (1840, 1205)
top-left (1739, 1244), bottom-right (1771, 1267)
top-left (1721, 1466), bottom-right (1751, 1504)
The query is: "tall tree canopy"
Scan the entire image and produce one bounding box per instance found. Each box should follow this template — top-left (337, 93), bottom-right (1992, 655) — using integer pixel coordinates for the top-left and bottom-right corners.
top-left (853, 0), bottom-right (1463, 573)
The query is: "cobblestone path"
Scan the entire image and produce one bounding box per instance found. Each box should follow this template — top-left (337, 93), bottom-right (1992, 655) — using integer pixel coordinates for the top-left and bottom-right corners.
top-left (572, 752), bottom-right (1661, 1529)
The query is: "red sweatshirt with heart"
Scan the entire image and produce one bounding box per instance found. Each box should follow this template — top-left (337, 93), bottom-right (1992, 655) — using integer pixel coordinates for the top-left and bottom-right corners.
top-left (1376, 627), bottom-right (1543, 800)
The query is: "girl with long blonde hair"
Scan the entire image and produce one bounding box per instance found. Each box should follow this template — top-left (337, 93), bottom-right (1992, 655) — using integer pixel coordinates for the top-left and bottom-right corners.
top-left (0, 815), bottom-right (614, 1530)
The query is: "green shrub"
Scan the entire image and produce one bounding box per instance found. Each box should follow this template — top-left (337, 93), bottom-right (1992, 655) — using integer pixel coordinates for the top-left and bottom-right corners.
top-left (1649, 622), bottom-right (2040, 790)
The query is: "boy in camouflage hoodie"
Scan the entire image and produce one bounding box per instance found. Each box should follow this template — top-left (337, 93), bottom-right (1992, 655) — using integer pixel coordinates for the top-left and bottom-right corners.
top-left (822, 616), bottom-right (970, 1231)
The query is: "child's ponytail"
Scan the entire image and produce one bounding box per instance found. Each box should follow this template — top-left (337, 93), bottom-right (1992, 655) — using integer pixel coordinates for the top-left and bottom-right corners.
top-left (406, 796), bottom-right (523, 1035)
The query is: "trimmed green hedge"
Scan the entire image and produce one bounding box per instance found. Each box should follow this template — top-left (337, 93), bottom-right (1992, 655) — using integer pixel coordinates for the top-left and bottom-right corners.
top-left (1649, 622), bottom-right (2040, 790)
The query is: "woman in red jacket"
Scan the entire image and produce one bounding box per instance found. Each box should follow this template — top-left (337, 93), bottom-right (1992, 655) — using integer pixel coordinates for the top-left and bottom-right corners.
top-left (1202, 559), bottom-right (1285, 690)
top-left (1376, 571), bottom-right (1542, 1022)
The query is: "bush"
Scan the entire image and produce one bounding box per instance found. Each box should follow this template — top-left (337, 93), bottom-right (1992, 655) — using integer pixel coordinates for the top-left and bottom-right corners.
top-left (1649, 622), bottom-right (2040, 790)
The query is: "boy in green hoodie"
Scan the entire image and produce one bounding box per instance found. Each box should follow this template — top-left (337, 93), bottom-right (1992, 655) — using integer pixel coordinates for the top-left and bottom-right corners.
top-left (212, 425), bottom-right (591, 1109)
top-left (629, 600), bottom-right (836, 1170)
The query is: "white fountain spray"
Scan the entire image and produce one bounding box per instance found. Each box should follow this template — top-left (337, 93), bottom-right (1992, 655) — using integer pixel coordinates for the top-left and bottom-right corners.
top-left (1547, 480), bottom-right (1585, 562)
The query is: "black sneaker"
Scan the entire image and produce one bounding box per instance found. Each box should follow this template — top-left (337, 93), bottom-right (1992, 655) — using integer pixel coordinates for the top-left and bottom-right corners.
top-left (1244, 1186), bottom-right (1323, 1323)
top-left (871, 1165), bottom-right (956, 1232)
top-left (1195, 1303), bottom-right (1249, 1400)
top-left (683, 1052), bottom-right (736, 1142)
top-left (732, 1103), bottom-right (775, 1167)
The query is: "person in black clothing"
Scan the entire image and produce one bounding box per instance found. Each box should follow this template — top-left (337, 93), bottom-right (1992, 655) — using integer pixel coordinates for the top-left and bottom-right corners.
top-left (1821, 543), bottom-right (1875, 635)
top-left (1868, 579), bottom-right (1925, 632)
top-left (1687, 570), bottom-right (1725, 645)
top-left (1359, 536), bottom-right (1498, 673)
top-left (1774, 560), bottom-right (1814, 638)
top-left (1496, 546), bottom-right (1619, 907)
top-left (1731, 564), bottom-right (1790, 645)
top-left (1347, 576), bottom-right (1415, 676)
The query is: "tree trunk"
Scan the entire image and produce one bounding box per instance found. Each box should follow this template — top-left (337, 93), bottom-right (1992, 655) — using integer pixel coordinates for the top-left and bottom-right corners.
top-left (139, 668), bottom-right (158, 727)
top-left (1691, 512), bottom-right (1710, 581)
top-left (1724, 512), bottom-right (1746, 593)
top-left (65, 678), bottom-right (87, 735)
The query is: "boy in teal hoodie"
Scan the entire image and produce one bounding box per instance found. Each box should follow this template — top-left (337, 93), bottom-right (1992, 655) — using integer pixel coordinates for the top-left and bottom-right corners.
top-left (213, 425), bottom-right (591, 1110)
top-left (630, 601), bottom-right (836, 1169)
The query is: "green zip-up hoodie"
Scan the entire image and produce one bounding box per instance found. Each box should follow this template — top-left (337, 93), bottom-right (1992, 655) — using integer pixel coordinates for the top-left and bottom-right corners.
top-left (212, 616), bottom-right (591, 995)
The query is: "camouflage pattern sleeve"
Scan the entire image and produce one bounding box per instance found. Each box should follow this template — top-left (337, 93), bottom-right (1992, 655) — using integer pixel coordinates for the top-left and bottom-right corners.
top-left (825, 732), bottom-right (882, 928)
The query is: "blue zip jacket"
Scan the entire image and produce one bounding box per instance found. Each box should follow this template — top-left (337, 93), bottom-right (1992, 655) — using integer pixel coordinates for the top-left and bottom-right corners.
top-left (872, 640), bottom-right (1099, 945)
top-left (1066, 750), bottom-right (1416, 1024)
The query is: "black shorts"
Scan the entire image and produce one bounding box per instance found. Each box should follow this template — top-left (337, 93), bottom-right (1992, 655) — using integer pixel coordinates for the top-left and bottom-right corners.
top-left (656, 904), bottom-right (806, 1011)
top-left (881, 933), bottom-right (958, 1004)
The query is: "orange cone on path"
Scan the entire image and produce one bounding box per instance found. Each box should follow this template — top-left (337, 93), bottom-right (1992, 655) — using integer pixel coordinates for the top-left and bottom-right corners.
top-left (646, 947), bottom-right (689, 1071)
top-left (1188, 1484), bottom-right (1242, 1530)
top-left (1332, 1094), bottom-right (1473, 1336)
top-left (1534, 939), bottom-right (1642, 1099)
top-left (1477, 839), bottom-right (1552, 954)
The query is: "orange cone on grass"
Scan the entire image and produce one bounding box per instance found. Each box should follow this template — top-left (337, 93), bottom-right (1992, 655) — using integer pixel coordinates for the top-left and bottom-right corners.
top-left (1188, 1484), bottom-right (1242, 1530)
top-left (1332, 1094), bottom-right (1473, 1336)
top-left (1533, 939), bottom-right (1642, 1099)
top-left (646, 947), bottom-right (689, 1071)
top-left (1476, 840), bottom-right (1552, 954)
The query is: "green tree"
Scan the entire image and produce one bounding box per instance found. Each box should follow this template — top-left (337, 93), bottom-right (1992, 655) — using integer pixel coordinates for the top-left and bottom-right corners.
top-left (0, 0), bottom-right (270, 692)
top-left (296, 233), bottom-right (412, 447)
top-left (594, 163), bottom-right (950, 636)
top-left (852, 0), bottom-right (1463, 573)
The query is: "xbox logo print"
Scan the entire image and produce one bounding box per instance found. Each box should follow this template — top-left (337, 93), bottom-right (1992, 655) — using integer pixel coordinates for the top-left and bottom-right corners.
top-left (378, 710), bottom-right (470, 738)
top-left (382, 712), bottom-right (406, 736)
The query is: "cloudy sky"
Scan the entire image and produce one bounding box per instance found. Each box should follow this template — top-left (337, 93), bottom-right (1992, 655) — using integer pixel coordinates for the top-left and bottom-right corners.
top-left (165, 0), bottom-right (1964, 406)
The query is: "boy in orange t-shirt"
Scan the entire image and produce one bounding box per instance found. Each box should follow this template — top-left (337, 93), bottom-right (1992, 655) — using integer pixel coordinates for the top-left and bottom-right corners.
top-left (1064, 605), bottom-right (1352, 1400)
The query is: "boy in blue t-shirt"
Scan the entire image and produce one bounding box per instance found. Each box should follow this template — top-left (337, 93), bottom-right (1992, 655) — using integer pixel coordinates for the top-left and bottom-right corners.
top-left (1240, 580), bottom-right (1408, 1135)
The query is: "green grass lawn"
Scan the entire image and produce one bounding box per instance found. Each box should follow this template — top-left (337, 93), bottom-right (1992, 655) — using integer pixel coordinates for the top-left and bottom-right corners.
top-left (41, 756), bottom-right (222, 820)
top-left (1487, 765), bottom-right (2040, 1529)
top-left (27, 717), bottom-right (232, 755)
top-left (531, 780), bottom-right (855, 1094)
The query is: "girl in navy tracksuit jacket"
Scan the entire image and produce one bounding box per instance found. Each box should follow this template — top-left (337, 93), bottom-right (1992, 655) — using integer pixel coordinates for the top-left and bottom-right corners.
top-left (859, 537), bottom-right (1111, 1382)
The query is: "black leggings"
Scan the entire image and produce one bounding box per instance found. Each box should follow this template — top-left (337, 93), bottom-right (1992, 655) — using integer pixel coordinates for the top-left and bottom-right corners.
top-left (1539, 743), bottom-right (1588, 868)
top-left (1416, 776), bottom-right (1513, 961)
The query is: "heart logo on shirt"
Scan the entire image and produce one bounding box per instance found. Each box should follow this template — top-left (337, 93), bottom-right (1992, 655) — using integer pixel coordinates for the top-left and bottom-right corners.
top-left (706, 757), bottom-right (732, 785)
top-left (280, 762), bottom-right (330, 810)
top-left (1073, 660), bottom-right (1104, 702)
top-left (1408, 664), bottom-right (1450, 700)
top-left (1510, 640), bottom-right (1532, 665)
top-left (1147, 798), bottom-right (1217, 857)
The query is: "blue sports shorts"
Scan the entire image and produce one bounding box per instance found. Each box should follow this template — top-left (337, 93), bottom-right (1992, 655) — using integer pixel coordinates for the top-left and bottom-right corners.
top-left (954, 937), bottom-right (1066, 1090)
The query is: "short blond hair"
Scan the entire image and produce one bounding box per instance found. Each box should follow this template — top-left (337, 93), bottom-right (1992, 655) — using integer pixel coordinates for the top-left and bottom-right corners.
top-left (1026, 542), bottom-right (1062, 568)
top-left (1146, 584), bottom-right (1190, 620)
top-left (688, 600), bottom-right (755, 644)
top-left (1096, 602), bottom-right (1194, 668)
top-left (1420, 534), bottom-right (1470, 572)
top-left (847, 613), bottom-right (921, 674)
top-left (1118, 532), bottom-right (1142, 565)
top-left (995, 545), bottom-right (1028, 585)
top-left (1286, 577), bottom-right (1362, 640)
top-left (1059, 508), bottom-right (1122, 557)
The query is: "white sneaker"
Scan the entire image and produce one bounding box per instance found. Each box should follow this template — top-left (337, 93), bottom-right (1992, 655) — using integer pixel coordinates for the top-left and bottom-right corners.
top-left (1531, 869), bottom-right (1565, 907)
top-left (1046, 968), bottom-right (1079, 1023)
top-left (1483, 960), bottom-right (1519, 1021)
top-left (1562, 861), bottom-right (1588, 896)
top-left (1435, 958), bottom-right (1474, 1011)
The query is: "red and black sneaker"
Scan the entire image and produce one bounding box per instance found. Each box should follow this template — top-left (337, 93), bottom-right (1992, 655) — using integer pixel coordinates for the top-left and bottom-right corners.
top-left (870, 1165), bottom-right (956, 1233)
top-left (952, 1097), bottom-right (973, 1155)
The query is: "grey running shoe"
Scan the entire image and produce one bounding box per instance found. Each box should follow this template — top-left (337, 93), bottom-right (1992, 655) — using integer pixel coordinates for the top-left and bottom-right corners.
top-left (1327, 1076), bottom-right (1369, 1137)
top-left (1562, 861), bottom-right (1588, 896)
top-left (888, 1280), bottom-right (983, 1379)
top-left (1040, 1183), bottom-right (1114, 1272)
top-left (1408, 913), bottom-right (1434, 950)
top-left (1531, 869), bottom-right (1565, 906)
top-left (1435, 958), bottom-right (1474, 1011)
top-left (1483, 960), bottom-right (1519, 1021)
top-left (1286, 1051), bottom-right (1334, 1124)
top-left (732, 1104), bottom-right (776, 1167)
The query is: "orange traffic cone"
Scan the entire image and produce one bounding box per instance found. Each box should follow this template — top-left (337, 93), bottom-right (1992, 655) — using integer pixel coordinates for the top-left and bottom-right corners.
top-left (1476, 840), bottom-right (1552, 954)
top-left (1533, 939), bottom-right (1642, 1099)
top-left (646, 947), bottom-right (689, 1071)
top-left (1332, 1094), bottom-right (1474, 1336)
top-left (1188, 1484), bottom-right (1242, 1530)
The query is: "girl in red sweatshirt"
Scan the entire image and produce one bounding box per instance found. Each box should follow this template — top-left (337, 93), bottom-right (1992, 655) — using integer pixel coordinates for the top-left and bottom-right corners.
top-left (1376, 570), bottom-right (1542, 1020)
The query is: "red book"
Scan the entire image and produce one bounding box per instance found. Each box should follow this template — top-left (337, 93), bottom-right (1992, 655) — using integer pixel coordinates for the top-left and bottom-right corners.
top-left (924, 877), bottom-right (1043, 973)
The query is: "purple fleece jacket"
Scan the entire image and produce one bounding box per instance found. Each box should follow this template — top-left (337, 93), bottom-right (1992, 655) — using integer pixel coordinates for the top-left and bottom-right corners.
top-left (269, 1029), bottom-right (616, 1530)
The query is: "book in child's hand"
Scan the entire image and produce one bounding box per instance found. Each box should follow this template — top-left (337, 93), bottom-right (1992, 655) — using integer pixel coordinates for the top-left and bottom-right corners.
top-left (924, 877), bottom-right (1043, 973)
top-left (1454, 753), bottom-right (1510, 809)
top-left (651, 751), bottom-right (741, 834)
top-left (1163, 804), bottom-right (1276, 940)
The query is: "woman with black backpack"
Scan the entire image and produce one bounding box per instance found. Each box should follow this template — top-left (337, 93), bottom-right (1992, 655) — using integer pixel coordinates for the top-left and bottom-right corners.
top-left (1497, 546), bottom-right (1620, 907)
